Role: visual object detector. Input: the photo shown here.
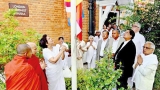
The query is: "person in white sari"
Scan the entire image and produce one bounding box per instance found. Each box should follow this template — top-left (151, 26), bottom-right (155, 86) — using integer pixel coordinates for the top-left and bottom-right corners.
top-left (77, 38), bottom-right (86, 69)
top-left (56, 37), bottom-right (70, 68)
top-left (132, 41), bottom-right (158, 90)
top-left (39, 34), bottom-right (66, 90)
top-left (86, 35), bottom-right (97, 69)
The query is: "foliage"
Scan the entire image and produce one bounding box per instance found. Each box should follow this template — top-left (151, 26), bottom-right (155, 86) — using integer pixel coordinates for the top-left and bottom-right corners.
top-left (65, 78), bottom-right (71, 90)
top-left (0, 9), bottom-right (42, 89)
top-left (65, 69), bottom-right (87, 90)
top-left (66, 42), bottom-right (71, 49)
top-left (65, 51), bottom-right (124, 90)
top-left (153, 49), bottom-right (160, 89)
top-left (0, 73), bottom-right (5, 90)
top-left (84, 51), bottom-right (123, 90)
top-left (118, 1), bottom-right (160, 46)
top-left (0, 80), bottom-right (5, 90)
top-left (0, 9), bottom-right (42, 65)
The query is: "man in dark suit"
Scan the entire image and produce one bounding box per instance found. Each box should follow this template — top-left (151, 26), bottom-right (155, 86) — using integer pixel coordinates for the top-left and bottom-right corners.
top-left (114, 29), bottom-right (136, 89)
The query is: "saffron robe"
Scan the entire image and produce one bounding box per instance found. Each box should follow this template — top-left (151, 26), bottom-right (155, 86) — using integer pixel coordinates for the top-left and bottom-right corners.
top-left (28, 54), bottom-right (48, 90)
top-left (5, 55), bottom-right (40, 90)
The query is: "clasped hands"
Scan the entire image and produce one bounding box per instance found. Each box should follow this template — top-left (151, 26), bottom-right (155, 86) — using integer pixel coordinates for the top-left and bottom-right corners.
top-left (60, 45), bottom-right (67, 52)
top-left (137, 54), bottom-right (143, 65)
top-left (87, 42), bottom-right (95, 49)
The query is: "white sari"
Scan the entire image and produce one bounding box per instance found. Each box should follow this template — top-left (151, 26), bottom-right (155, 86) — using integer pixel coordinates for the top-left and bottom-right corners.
top-left (43, 46), bottom-right (66, 90)
top-left (76, 40), bottom-right (86, 69)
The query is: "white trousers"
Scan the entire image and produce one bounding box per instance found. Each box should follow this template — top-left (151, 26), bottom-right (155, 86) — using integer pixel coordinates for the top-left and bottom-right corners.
top-left (87, 55), bottom-right (96, 69)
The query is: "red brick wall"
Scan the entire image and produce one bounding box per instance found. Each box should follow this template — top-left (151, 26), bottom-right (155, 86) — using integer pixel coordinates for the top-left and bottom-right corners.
top-left (0, 0), bottom-right (99, 44)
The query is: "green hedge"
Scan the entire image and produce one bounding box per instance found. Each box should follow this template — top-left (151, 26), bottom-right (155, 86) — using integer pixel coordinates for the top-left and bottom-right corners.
top-left (65, 51), bottom-right (126, 90)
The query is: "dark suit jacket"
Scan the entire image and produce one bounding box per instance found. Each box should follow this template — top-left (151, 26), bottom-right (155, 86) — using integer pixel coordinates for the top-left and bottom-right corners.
top-left (114, 40), bottom-right (136, 78)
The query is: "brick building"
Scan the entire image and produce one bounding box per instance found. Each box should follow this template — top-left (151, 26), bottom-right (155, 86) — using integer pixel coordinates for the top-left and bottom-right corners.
top-left (0, 0), bottom-right (99, 44)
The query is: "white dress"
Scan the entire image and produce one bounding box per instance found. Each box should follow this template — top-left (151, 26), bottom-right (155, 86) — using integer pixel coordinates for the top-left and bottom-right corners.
top-left (56, 43), bottom-right (70, 68)
top-left (86, 41), bottom-right (97, 68)
top-left (76, 40), bottom-right (86, 69)
top-left (43, 46), bottom-right (66, 90)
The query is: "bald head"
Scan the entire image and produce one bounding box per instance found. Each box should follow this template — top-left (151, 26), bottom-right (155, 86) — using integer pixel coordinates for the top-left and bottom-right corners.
top-left (16, 44), bottom-right (32, 58)
top-left (27, 42), bottom-right (37, 55)
top-left (17, 44), bottom-right (30, 54)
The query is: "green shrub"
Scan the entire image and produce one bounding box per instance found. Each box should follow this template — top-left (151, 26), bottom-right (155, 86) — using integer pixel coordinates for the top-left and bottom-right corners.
top-left (84, 52), bottom-right (122, 90)
top-left (0, 9), bottom-right (42, 65)
top-left (0, 80), bottom-right (5, 90)
top-left (0, 73), bottom-right (5, 90)
top-left (65, 78), bottom-right (71, 90)
top-left (65, 69), bottom-right (87, 90)
top-left (153, 49), bottom-right (160, 89)
top-left (65, 51), bottom-right (123, 90)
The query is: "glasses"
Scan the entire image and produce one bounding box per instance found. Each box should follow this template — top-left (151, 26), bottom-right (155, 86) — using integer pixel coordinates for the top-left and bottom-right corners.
top-left (143, 46), bottom-right (152, 49)
top-left (132, 25), bottom-right (139, 28)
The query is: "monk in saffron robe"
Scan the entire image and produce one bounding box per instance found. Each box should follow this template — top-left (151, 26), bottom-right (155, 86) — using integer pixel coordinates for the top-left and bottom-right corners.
top-left (5, 44), bottom-right (40, 90)
top-left (27, 42), bottom-right (48, 90)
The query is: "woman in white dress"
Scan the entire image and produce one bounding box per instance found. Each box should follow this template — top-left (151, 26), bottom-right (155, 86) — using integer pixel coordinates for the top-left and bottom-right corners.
top-left (86, 35), bottom-right (97, 69)
top-left (76, 38), bottom-right (86, 69)
top-left (56, 37), bottom-right (70, 68)
top-left (39, 34), bottom-right (66, 90)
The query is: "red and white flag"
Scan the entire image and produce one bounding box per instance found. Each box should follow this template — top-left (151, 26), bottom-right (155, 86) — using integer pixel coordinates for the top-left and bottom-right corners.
top-left (64, 0), bottom-right (83, 41)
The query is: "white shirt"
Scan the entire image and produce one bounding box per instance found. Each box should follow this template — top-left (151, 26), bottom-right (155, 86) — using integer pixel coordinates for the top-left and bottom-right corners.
top-left (133, 32), bottom-right (145, 55)
top-left (86, 41), bottom-right (97, 63)
top-left (120, 40), bottom-right (130, 51)
top-left (115, 40), bottom-right (130, 60)
top-left (94, 36), bottom-right (101, 45)
top-left (56, 43), bottom-right (69, 68)
top-left (112, 37), bottom-right (120, 53)
top-left (132, 54), bottom-right (158, 90)
top-left (100, 39), bottom-right (108, 56)
top-left (109, 29), bottom-right (113, 39)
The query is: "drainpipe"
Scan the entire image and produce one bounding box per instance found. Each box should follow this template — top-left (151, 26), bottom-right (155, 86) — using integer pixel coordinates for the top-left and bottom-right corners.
top-left (88, 0), bottom-right (95, 36)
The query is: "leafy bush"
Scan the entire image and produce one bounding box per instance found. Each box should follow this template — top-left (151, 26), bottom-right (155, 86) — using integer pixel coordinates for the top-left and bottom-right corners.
top-left (65, 78), bottom-right (71, 90)
top-left (153, 49), bottom-right (160, 89)
top-left (0, 9), bottom-right (42, 65)
top-left (65, 69), bottom-right (87, 90)
top-left (84, 52), bottom-right (122, 90)
top-left (0, 80), bottom-right (5, 90)
top-left (65, 51), bottom-right (123, 90)
top-left (0, 73), bottom-right (5, 90)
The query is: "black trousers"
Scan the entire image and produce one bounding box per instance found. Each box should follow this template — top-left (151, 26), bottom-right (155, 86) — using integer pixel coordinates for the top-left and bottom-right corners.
top-left (117, 76), bottom-right (128, 90)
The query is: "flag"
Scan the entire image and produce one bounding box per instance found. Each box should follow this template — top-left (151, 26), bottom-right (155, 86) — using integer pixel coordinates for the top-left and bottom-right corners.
top-left (64, 0), bottom-right (71, 26)
top-left (76, 0), bottom-right (83, 41)
top-left (64, 0), bottom-right (83, 41)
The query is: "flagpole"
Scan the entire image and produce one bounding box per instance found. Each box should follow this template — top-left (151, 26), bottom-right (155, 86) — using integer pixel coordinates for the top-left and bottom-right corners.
top-left (71, 0), bottom-right (77, 90)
